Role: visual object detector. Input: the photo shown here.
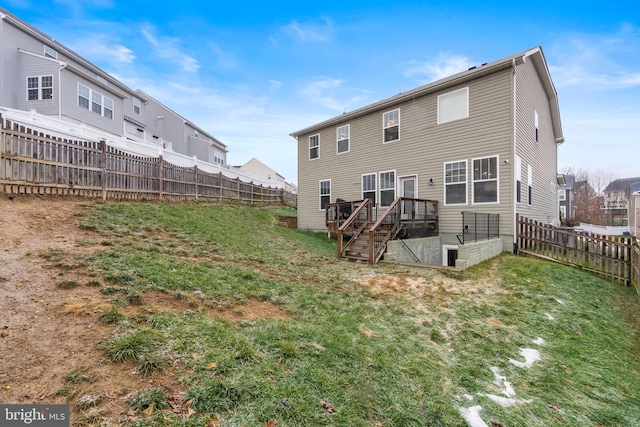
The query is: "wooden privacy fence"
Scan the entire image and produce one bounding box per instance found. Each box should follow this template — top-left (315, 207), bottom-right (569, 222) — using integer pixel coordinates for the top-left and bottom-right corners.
top-left (0, 119), bottom-right (295, 204)
top-left (516, 215), bottom-right (640, 301)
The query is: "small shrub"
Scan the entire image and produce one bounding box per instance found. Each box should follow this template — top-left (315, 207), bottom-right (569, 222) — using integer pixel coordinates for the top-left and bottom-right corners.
top-left (126, 387), bottom-right (168, 411)
top-left (99, 308), bottom-right (125, 325)
top-left (127, 292), bottom-right (143, 305)
top-left (137, 353), bottom-right (166, 376)
top-left (86, 280), bottom-right (101, 287)
top-left (103, 329), bottom-right (158, 363)
top-left (58, 280), bottom-right (78, 289)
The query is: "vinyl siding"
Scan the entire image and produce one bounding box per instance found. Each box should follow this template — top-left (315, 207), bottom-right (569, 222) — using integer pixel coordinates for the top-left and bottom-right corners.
top-left (514, 59), bottom-right (559, 224)
top-left (297, 67), bottom-right (515, 233)
top-left (18, 53), bottom-right (59, 115)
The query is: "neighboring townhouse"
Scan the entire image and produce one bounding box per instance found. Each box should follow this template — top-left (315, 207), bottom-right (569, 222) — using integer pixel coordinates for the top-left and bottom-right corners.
top-left (602, 177), bottom-right (640, 226)
top-left (558, 174), bottom-right (575, 220)
top-left (234, 158), bottom-right (298, 194)
top-left (290, 46), bottom-right (564, 266)
top-left (0, 7), bottom-right (227, 166)
top-left (628, 182), bottom-right (640, 238)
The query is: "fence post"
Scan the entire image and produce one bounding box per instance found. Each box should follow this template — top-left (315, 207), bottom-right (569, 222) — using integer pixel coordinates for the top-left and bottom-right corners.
top-left (100, 139), bottom-right (107, 200)
top-left (158, 155), bottom-right (164, 201)
top-left (194, 164), bottom-right (199, 200)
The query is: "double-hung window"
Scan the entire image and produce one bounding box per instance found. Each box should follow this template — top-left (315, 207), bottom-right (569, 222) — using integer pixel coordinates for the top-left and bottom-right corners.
top-left (444, 161), bottom-right (467, 205)
top-left (27, 76), bottom-right (53, 100)
top-left (104, 97), bottom-right (114, 119)
top-left (534, 111), bottom-right (539, 142)
top-left (527, 165), bottom-right (533, 205)
top-left (92, 91), bottom-right (102, 114)
top-left (379, 171), bottom-right (395, 207)
top-left (362, 173), bottom-right (376, 203)
top-left (383, 109), bottom-right (399, 142)
top-left (319, 180), bottom-right (331, 210)
top-left (337, 125), bottom-right (349, 154)
top-left (133, 97), bottom-right (141, 114)
top-left (78, 84), bottom-right (114, 119)
top-left (473, 156), bottom-right (498, 203)
top-left (558, 190), bottom-right (566, 201)
top-left (438, 87), bottom-right (468, 124)
top-left (78, 84), bottom-right (90, 109)
top-left (309, 134), bottom-right (319, 160)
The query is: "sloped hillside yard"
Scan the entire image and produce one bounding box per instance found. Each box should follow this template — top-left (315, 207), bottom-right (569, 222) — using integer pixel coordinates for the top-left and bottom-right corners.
top-left (0, 196), bottom-right (639, 426)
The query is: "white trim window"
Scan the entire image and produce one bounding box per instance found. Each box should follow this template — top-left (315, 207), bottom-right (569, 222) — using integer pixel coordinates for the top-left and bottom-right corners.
top-left (78, 84), bottom-right (90, 109)
top-left (27, 76), bottom-right (53, 100)
top-left (560, 206), bottom-right (566, 218)
top-left (44, 45), bottom-right (58, 59)
top-left (78, 84), bottom-right (114, 119)
top-left (515, 155), bottom-right (522, 204)
top-left (444, 160), bottom-right (467, 205)
top-left (309, 134), bottom-right (319, 160)
top-left (472, 156), bottom-right (498, 204)
top-left (558, 189), bottom-right (566, 201)
top-left (438, 87), bottom-right (469, 124)
top-left (379, 170), bottom-right (396, 207)
top-left (527, 165), bottom-right (533, 205)
top-left (133, 97), bottom-right (141, 114)
top-left (383, 109), bottom-right (400, 143)
top-left (362, 173), bottom-right (376, 203)
top-left (534, 111), bottom-right (539, 142)
top-left (319, 179), bottom-right (331, 210)
top-left (337, 124), bottom-right (350, 154)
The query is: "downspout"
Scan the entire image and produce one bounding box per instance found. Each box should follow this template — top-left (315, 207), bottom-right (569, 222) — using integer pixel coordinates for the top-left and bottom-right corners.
top-left (58, 62), bottom-right (67, 120)
top-left (512, 57), bottom-right (518, 251)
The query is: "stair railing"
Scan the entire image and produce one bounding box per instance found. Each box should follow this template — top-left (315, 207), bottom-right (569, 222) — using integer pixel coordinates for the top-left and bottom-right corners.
top-left (337, 198), bottom-right (372, 259)
top-left (368, 197), bottom-right (403, 263)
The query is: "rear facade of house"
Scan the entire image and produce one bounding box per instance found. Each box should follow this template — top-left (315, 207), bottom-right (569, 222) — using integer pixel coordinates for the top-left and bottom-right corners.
top-left (292, 47), bottom-right (563, 256)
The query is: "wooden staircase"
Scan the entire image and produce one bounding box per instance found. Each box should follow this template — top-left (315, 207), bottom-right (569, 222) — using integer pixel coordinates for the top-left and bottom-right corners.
top-left (342, 223), bottom-right (374, 261)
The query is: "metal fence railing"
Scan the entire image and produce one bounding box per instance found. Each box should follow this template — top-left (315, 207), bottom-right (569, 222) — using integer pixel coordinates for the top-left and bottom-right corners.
top-left (457, 211), bottom-right (500, 244)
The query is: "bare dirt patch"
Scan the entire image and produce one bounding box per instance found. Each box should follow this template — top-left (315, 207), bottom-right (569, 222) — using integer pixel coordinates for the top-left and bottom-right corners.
top-left (0, 195), bottom-right (290, 424)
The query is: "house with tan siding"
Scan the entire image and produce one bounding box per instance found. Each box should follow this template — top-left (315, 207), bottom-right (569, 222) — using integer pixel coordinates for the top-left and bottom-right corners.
top-left (290, 47), bottom-right (564, 267)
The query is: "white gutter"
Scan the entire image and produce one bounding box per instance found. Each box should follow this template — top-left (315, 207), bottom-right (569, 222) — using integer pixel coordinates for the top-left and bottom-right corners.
top-left (58, 62), bottom-right (67, 120)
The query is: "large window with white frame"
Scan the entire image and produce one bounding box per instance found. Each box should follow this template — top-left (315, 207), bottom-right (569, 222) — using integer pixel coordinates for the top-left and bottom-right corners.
top-left (379, 171), bottom-right (396, 207)
top-left (383, 109), bottom-right (399, 143)
top-left (309, 134), bottom-right (319, 160)
top-left (78, 84), bottom-right (114, 119)
top-left (27, 76), bottom-right (53, 101)
top-left (472, 156), bottom-right (498, 203)
top-left (319, 179), bottom-right (331, 210)
top-left (444, 160), bottom-right (467, 205)
top-left (558, 189), bottom-right (566, 201)
top-left (337, 125), bottom-right (350, 154)
top-left (362, 173), bottom-right (376, 203)
top-left (438, 87), bottom-right (469, 124)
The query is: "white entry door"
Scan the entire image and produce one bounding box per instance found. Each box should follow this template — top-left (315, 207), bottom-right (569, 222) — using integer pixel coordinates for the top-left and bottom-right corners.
top-left (399, 176), bottom-right (417, 219)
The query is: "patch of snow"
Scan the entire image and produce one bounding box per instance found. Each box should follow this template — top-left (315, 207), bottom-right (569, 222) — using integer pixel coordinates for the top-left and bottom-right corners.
top-left (503, 381), bottom-right (516, 397)
top-left (545, 313), bottom-right (555, 320)
top-left (456, 394), bottom-right (474, 401)
top-left (509, 348), bottom-right (541, 368)
top-left (484, 394), bottom-right (519, 407)
top-left (533, 337), bottom-right (546, 345)
top-left (555, 298), bottom-right (565, 305)
top-left (490, 366), bottom-right (506, 385)
top-left (459, 405), bottom-right (489, 427)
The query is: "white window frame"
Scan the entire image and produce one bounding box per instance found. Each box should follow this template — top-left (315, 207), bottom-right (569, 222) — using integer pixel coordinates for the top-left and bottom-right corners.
top-left (472, 155), bottom-right (499, 204)
top-left (78, 83), bottom-right (114, 119)
top-left (319, 179), bottom-right (331, 210)
top-left (26, 75), bottom-right (53, 101)
top-left (444, 160), bottom-right (467, 205)
top-left (534, 110), bottom-right (539, 143)
top-left (336, 124), bottom-right (350, 154)
top-left (379, 170), bottom-right (396, 207)
top-left (309, 134), bottom-right (319, 160)
top-left (527, 164), bottom-right (533, 205)
top-left (78, 84), bottom-right (90, 109)
top-left (133, 97), bottom-right (141, 114)
top-left (44, 45), bottom-right (58, 59)
top-left (560, 206), bottom-right (566, 218)
top-left (515, 155), bottom-right (522, 204)
top-left (437, 87), bottom-right (469, 124)
top-left (104, 96), bottom-right (114, 120)
top-left (362, 173), bottom-right (376, 203)
top-left (383, 109), bottom-right (400, 143)
top-left (558, 190), bottom-right (566, 201)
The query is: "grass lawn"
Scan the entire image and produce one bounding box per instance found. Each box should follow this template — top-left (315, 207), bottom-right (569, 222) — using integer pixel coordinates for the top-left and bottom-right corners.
top-left (66, 202), bottom-right (640, 426)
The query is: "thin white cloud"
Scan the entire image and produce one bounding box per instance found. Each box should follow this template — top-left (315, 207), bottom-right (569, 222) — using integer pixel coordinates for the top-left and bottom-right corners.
top-left (402, 53), bottom-right (470, 83)
top-left (298, 78), bottom-right (347, 111)
top-left (549, 24), bottom-right (640, 89)
top-left (70, 35), bottom-right (135, 64)
top-left (140, 25), bottom-right (200, 73)
top-left (281, 17), bottom-right (334, 43)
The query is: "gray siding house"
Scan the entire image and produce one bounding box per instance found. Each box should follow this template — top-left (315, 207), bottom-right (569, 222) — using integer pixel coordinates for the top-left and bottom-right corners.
top-left (0, 7), bottom-right (227, 165)
top-left (290, 47), bottom-right (564, 265)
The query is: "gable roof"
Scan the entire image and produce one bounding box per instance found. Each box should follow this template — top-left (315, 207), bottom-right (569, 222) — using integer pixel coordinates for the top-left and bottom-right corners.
top-left (290, 46), bottom-right (563, 143)
top-left (604, 177), bottom-right (640, 193)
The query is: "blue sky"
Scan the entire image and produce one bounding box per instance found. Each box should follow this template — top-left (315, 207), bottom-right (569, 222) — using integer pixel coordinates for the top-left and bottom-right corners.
top-left (4, 0), bottom-right (639, 185)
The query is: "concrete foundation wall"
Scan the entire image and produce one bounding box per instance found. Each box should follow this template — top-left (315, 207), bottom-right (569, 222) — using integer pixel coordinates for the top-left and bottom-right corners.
top-left (384, 237), bottom-right (442, 264)
top-left (456, 239), bottom-right (504, 270)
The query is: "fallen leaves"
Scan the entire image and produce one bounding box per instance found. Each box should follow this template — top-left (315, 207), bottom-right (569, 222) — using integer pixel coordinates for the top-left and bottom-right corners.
top-left (321, 398), bottom-right (338, 414)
